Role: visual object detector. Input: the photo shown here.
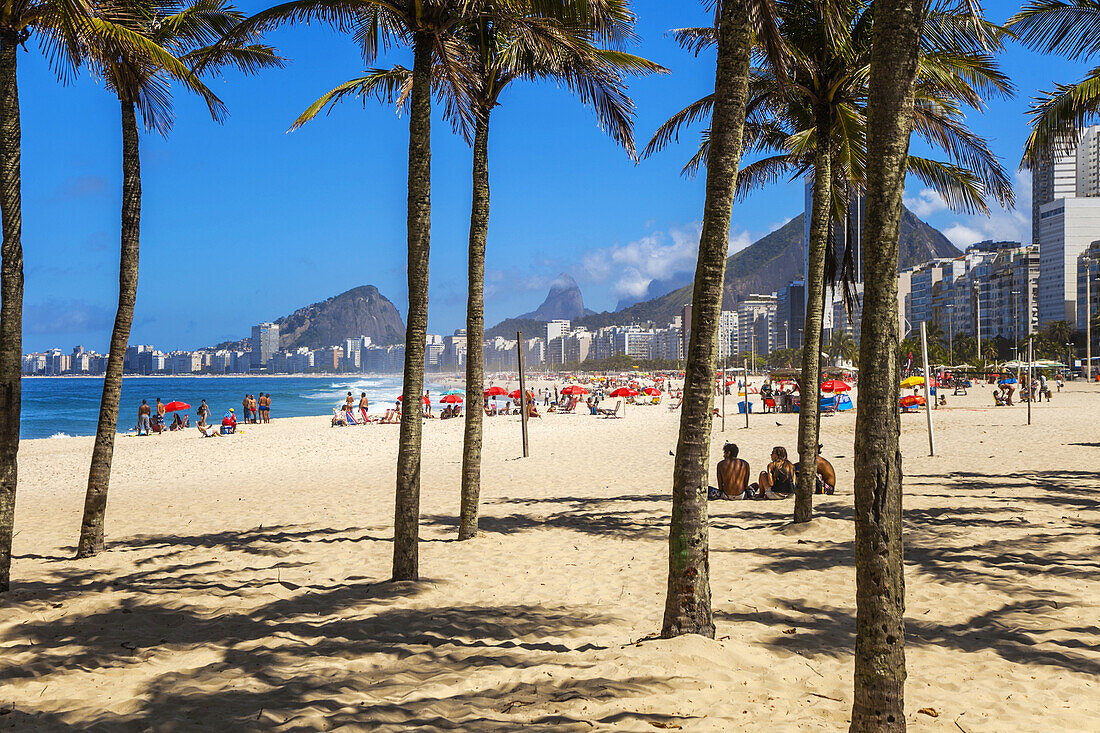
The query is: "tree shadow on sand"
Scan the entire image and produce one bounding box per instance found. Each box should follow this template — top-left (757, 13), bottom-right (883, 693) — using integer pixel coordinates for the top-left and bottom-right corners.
top-left (2, 564), bottom-right (696, 730)
top-left (716, 595), bottom-right (1100, 678)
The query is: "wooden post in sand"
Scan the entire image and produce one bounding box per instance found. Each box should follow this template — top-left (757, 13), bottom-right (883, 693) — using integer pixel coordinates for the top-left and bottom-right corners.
top-left (1027, 335), bottom-right (1033, 426)
top-left (516, 332), bottom-right (529, 458)
top-left (517, 330), bottom-right (530, 457)
top-left (920, 322), bottom-right (935, 456)
top-left (743, 365), bottom-right (750, 430)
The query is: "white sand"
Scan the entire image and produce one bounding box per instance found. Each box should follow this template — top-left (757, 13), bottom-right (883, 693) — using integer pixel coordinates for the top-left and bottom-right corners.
top-left (1, 380), bottom-right (1098, 730)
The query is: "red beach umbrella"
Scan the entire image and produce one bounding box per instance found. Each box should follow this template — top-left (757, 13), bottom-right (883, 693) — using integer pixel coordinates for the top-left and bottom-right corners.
top-left (561, 385), bottom-right (588, 395)
top-left (440, 394), bottom-right (463, 404)
top-left (900, 395), bottom-right (925, 408)
top-left (484, 386), bottom-right (508, 397)
top-left (643, 387), bottom-right (661, 396)
top-left (163, 401), bottom-right (190, 412)
top-left (397, 395), bottom-right (431, 405)
top-left (610, 387), bottom-right (638, 397)
top-left (820, 380), bottom-right (851, 393)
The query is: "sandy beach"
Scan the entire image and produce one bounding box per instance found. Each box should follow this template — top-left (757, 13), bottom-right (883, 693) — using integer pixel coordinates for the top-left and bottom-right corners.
top-left (1, 380), bottom-right (1097, 730)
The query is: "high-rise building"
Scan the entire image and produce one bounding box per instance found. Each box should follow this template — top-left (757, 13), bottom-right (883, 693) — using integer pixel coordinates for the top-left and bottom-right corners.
top-left (736, 294), bottom-right (777, 358)
top-left (545, 320), bottom-right (570, 342)
top-left (1032, 124), bottom-right (1100, 326)
top-left (775, 280), bottom-right (806, 350)
top-left (250, 322), bottom-right (279, 369)
top-left (1033, 124), bottom-right (1100, 243)
top-left (1037, 198), bottom-right (1100, 326)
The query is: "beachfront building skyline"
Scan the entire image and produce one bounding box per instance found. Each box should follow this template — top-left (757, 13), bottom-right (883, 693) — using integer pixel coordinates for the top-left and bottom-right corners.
top-left (1031, 124), bottom-right (1100, 327)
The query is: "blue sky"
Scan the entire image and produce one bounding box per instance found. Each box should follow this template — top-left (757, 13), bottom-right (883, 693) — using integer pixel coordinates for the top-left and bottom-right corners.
top-left (17, 1), bottom-right (1086, 352)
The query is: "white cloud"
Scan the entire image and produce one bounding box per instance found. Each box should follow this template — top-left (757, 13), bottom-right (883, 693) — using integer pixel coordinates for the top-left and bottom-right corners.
top-left (908, 170), bottom-right (1033, 249)
top-left (580, 223), bottom-right (702, 299)
top-left (904, 188), bottom-right (949, 218)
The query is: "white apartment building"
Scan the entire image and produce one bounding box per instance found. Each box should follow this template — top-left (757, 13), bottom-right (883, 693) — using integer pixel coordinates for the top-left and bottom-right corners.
top-left (1037, 197), bottom-right (1100, 326)
top-left (1032, 124), bottom-right (1100, 327)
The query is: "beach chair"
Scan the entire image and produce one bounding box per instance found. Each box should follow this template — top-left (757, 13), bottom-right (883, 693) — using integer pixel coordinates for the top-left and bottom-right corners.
top-left (599, 400), bottom-right (622, 418)
top-left (763, 397), bottom-right (777, 413)
top-left (560, 396), bottom-right (578, 414)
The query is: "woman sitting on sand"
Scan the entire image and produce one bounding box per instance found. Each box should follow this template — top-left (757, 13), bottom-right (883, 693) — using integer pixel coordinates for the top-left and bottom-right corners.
top-left (754, 446), bottom-right (796, 500)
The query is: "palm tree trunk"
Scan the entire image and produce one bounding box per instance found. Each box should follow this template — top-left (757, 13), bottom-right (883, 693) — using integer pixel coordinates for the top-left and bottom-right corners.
top-left (794, 111), bottom-right (832, 524)
top-left (661, 0), bottom-right (751, 639)
top-left (851, 1), bottom-right (921, 729)
top-left (459, 108), bottom-right (490, 541)
top-left (0, 28), bottom-right (22, 593)
top-left (76, 101), bottom-right (141, 559)
top-left (393, 31), bottom-right (433, 581)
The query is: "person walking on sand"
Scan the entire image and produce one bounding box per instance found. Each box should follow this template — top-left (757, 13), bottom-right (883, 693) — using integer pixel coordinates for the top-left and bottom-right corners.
top-left (137, 400), bottom-right (151, 436)
top-left (358, 392), bottom-right (369, 423)
top-left (197, 399), bottom-right (210, 426)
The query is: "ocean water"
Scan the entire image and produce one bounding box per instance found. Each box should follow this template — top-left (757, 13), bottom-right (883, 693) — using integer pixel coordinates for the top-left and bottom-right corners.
top-left (19, 375), bottom-right (456, 440)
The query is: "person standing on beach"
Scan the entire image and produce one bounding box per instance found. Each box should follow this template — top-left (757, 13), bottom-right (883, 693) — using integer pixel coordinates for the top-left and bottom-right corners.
top-left (155, 398), bottom-right (166, 432)
top-left (358, 392), bottom-right (369, 423)
top-left (344, 392), bottom-right (354, 413)
top-left (424, 390), bottom-right (433, 418)
top-left (243, 395), bottom-right (251, 423)
top-left (138, 400), bottom-right (151, 436)
top-left (263, 393), bottom-right (272, 422)
top-left (250, 395), bottom-right (259, 423)
top-left (197, 399), bottom-right (210, 426)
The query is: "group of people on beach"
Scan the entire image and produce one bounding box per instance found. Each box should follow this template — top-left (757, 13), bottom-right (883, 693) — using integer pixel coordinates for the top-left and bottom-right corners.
top-left (708, 442), bottom-right (836, 501)
top-left (239, 394), bottom-right (272, 423)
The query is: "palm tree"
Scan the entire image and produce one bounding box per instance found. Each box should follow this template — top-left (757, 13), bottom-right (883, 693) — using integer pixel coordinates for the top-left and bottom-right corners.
top-left (829, 330), bottom-right (858, 366)
top-left (294, 3), bottom-right (663, 542)
top-left (75, 0), bottom-right (283, 559)
top-left (231, 0), bottom-right (591, 580)
top-left (660, 0), bottom-right (781, 640)
top-left (645, 0), bottom-right (1012, 524)
top-left (851, 1), bottom-right (997, 727)
top-left (0, 0), bottom-right (194, 591)
top-left (451, 7), bottom-right (661, 539)
top-left (1008, 1), bottom-right (1100, 165)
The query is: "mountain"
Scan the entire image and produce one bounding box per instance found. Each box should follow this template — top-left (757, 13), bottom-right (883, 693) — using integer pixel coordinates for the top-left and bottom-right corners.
top-left (517, 273), bottom-right (595, 321)
top-left (214, 285), bottom-right (405, 351)
top-left (485, 205), bottom-right (960, 335)
top-left (276, 285), bottom-right (405, 349)
top-left (898, 206), bottom-right (960, 263)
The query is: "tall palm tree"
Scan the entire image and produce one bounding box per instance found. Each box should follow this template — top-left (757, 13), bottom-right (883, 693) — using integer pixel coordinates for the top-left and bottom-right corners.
top-left (75, 0), bottom-right (283, 559)
top-left (230, 0), bottom-right (597, 580)
top-left (293, 2), bottom-right (663, 542)
top-left (645, 0), bottom-right (1013, 524)
top-left (0, 0), bottom-right (197, 591)
top-left (853, 1), bottom-right (998, 727)
top-left (451, 7), bottom-right (661, 539)
top-left (660, 0), bottom-right (781, 640)
top-left (1008, 1), bottom-right (1100, 165)
top-left (850, 0), bottom-right (922, 724)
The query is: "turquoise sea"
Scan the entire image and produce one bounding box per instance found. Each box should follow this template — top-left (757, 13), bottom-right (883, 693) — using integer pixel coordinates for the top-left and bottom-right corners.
top-left (20, 375), bottom-right (455, 440)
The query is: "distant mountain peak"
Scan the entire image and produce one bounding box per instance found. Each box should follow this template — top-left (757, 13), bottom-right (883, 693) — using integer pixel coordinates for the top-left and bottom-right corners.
top-left (517, 272), bottom-right (592, 321)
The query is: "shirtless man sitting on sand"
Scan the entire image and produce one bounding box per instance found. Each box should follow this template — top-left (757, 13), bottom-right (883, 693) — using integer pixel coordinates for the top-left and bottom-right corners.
top-left (709, 443), bottom-right (751, 500)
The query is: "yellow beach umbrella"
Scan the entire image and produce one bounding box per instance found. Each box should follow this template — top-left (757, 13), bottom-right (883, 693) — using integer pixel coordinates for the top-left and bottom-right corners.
top-left (901, 376), bottom-right (924, 388)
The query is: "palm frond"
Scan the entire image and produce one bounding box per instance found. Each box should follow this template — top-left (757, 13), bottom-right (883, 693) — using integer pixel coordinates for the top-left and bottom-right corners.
top-left (290, 66), bottom-right (413, 130)
top-left (1007, 0), bottom-right (1100, 59)
top-left (1022, 65), bottom-right (1100, 166)
top-left (906, 155), bottom-right (990, 215)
